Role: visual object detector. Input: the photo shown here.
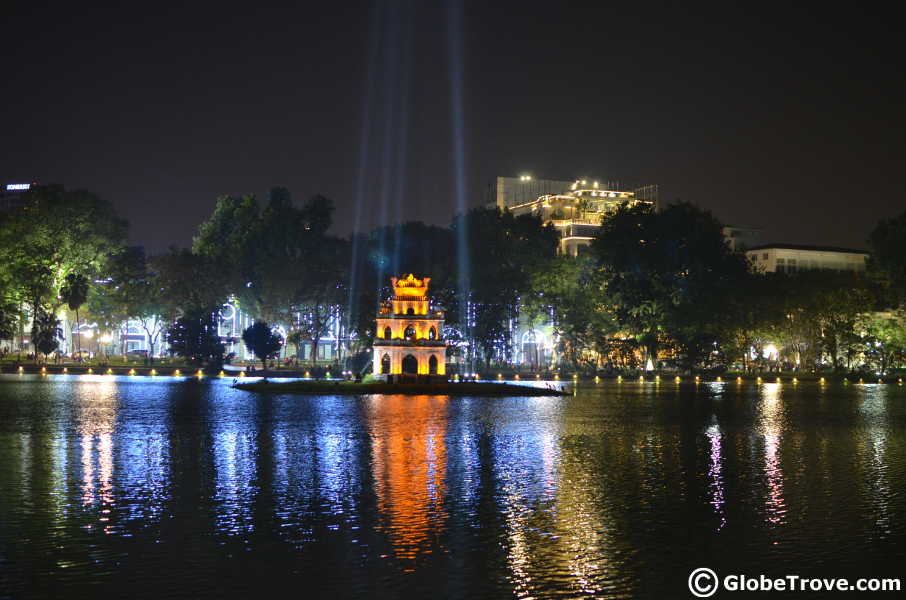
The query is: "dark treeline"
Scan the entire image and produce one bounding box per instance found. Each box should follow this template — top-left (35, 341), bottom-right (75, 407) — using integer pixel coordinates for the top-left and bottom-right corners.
top-left (1, 184), bottom-right (905, 374)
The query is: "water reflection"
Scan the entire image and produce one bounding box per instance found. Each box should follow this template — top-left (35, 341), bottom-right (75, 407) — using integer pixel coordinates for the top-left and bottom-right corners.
top-left (366, 395), bottom-right (448, 565)
top-left (858, 385), bottom-right (892, 539)
top-left (1, 378), bottom-right (906, 598)
top-left (759, 384), bottom-right (786, 527)
top-left (706, 422), bottom-right (726, 531)
top-left (75, 379), bottom-right (117, 515)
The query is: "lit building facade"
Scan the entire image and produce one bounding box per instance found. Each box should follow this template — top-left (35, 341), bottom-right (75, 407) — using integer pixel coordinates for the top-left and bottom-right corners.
top-left (372, 274), bottom-right (447, 377)
top-left (497, 176), bottom-right (658, 256)
top-left (746, 244), bottom-right (868, 273)
top-left (1, 182), bottom-right (35, 212)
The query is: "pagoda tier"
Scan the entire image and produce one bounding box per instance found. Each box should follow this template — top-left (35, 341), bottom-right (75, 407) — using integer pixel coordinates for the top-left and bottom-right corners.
top-left (372, 274), bottom-right (447, 377)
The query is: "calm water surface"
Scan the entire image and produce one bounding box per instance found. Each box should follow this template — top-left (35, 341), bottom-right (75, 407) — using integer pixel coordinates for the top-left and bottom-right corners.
top-left (1, 376), bottom-right (905, 598)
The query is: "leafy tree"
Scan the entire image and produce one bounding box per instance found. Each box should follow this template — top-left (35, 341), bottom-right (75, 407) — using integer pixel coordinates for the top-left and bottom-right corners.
top-left (242, 321), bottom-right (283, 369)
top-left (166, 308), bottom-right (224, 367)
top-left (32, 309), bottom-right (62, 361)
top-left (0, 185), bottom-right (127, 328)
top-left (591, 202), bottom-right (750, 370)
top-left (102, 247), bottom-right (172, 363)
top-left (153, 249), bottom-right (230, 315)
top-left (451, 207), bottom-right (558, 368)
top-left (868, 210), bottom-right (906, 305)
top-left (861, 310), bottom-right (906, 374)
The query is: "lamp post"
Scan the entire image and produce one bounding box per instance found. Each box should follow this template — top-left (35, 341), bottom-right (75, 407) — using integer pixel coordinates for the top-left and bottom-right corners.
top-left (99, 333), bottom-right (112, 363)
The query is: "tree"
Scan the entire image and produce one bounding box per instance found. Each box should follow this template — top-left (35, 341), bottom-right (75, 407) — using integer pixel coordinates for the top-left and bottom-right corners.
top-left (153, 249), bottom-right (230, 315)
top-left (451, 207), bottom-right (558, 368)
top-left (0, 185), bottom-right (127, 332)
top-left (242, 321), bottom-right (283, 369)
top-left (32, 309), bottom-right (62, 362)
top-left (591, 202), bottom-right (751, 371)
top-left (60, 272), bottom-right (89, 354)
top-left (868, 210), bottom-right (906, 306)
top-left (166, 308), bottom-right (225, 367)
top-left (526, 253), bottom-right (619, 370)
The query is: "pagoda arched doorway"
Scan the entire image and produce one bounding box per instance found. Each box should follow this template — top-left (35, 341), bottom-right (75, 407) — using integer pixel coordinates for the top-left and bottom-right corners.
top-left (402, 354), bottom-right (418, 374)
top-left (428, 354), bottom-right (438, 374)
top-left (380, 353), bottom-right (391, 374)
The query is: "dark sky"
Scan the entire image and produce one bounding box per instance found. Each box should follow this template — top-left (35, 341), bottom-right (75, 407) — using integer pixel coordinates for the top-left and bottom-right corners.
top-left (2, 1), bottom-right (903, 253)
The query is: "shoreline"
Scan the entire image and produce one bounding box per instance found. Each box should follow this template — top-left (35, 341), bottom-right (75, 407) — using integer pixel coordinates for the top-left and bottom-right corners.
top-left (233, 380), bottom-right (572, 396)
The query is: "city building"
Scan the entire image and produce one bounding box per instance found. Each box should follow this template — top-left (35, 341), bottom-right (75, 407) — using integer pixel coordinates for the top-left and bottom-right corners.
top-left (372, 274), bottom-right (447, 378)
top-left (0, 182), bottom-right (35, 212)
top-left (494, 175), bottom-right (658, 256)
top-left (722, 225), bottom-right (763, 251)
top-left (746, 244), bottom-right (868, 273)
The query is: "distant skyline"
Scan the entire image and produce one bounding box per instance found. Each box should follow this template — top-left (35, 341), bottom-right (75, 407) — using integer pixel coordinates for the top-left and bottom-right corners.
top-left (2, 1), bottom-right (903, 253)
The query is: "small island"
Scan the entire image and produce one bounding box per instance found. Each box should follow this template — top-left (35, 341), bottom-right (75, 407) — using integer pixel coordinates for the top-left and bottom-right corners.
top-left (233, 379), bottom-right (570, 396)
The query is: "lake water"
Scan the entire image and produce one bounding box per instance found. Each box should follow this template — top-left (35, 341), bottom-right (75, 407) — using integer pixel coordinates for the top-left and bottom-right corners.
top-left (1, 375), bottom-right (905, 598)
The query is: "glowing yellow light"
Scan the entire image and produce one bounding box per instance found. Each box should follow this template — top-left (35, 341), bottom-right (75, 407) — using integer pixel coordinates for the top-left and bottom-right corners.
top-left (150, 369), bottom-right (157, 376)
top-left (99, 333), bottom-right (112, 344)
top-left (617, 375), bottom-right (622, 382)
top-left (554, 374), bottom-right (559, 380)
top-left (820, 377), bottom-right (825, 384)
top-left (638, 376), bottom-right (644, 382)
top-left (239, 371), bottom-right (245, 377)
top-left (736, 376), bottom-right (742, 383)
top-left (716, 376), bottom-right (722, 382)
top-left (776, 377), bottom-right (781, 383)
top-left (515, 374), bottom-right (520, 380)
top-left (792, 377), bottom-right (798, 384)
top-left (695, 375), bottom-right (700, 382)
top-left (87, 368), bottom-right (93, 374)
top-left (326, 372), bottom-right (331, 378)
top-left (17, 366), bottom-right (23, 372)
top-left (535, 374), bottom-right (540, 379)
top-left (757, 376), bottom-right (762, 383)
top-left (106, 368), bottom-right (113, 375)
top-left (655, 375), bottom-right (660, 381)
top-left (899, 378), bottom-right (903, 385)
top-left (196, 369), bottom-right (204, 377)
top-left (40, 366), bottom-right (46, 373)
top-left (594, 375), bottom-right (600, 383)
top-left (174, 369), bottom-right (180, 376)
top-left (675, 376), bottom-right (681, 382)
top-left (219, 370), bottom-right (225, 377)
top-left (497, 373), bottom-right (502, 380)
top-left (62, 367), bottom-right (67, 373)
top-left (129, 368), bottom-right (135, 375)
top-left (878, 379), bottom-right (883, 384)
top-left (859, 378), bottom-right (864, 384)
top-left (305, 371), bottom-right (310, 378)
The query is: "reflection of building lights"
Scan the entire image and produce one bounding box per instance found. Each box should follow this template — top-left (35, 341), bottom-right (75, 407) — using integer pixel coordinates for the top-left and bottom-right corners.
top-left (99, 333), bottom-right (112, 344)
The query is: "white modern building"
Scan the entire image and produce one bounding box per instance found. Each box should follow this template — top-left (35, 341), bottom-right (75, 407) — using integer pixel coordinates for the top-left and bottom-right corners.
top-left (746, 244), bottom-right (868, 273)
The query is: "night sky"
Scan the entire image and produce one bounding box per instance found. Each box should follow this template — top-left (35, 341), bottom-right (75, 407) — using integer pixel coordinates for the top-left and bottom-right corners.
top-left (2, 1), bottom-right (903, 253)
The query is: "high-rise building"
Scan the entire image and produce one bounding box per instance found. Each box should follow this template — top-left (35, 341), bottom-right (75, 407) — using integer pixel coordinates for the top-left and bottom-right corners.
top-left (0, 182), bottom-right (35, 212)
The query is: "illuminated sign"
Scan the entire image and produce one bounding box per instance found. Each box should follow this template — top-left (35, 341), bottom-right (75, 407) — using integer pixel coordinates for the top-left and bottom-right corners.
top-left (5, 183), bottom-right (30, 191)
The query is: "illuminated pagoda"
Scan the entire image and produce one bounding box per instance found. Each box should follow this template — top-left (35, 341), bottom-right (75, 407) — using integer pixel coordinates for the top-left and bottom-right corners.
top-left (373, 274), bottom-right (447, 380)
